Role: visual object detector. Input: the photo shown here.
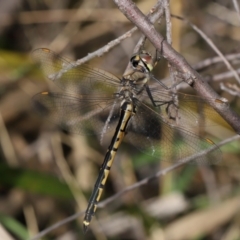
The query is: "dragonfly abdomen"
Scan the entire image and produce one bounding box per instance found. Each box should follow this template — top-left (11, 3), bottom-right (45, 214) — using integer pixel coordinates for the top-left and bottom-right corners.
top-left (83, 100), bottom-right (134, 232)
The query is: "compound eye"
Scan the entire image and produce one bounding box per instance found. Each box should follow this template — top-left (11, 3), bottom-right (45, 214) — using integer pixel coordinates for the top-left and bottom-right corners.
top-left (132, 60), bottom-right (139, 68)
top-left (130, 56), bottom-right (140, 68)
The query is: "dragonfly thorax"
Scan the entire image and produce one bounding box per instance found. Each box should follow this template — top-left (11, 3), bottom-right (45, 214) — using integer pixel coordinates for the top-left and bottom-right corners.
top-left (117, 86), bottom-right (135, 102)
top-left (119, 76), bottom-right (147, 101)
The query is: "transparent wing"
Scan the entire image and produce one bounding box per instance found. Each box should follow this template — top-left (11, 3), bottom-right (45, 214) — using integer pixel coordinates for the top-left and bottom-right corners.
top-left (33, 92), bottom-right (221, 165)
top-left (32, 92), bottom-right (121, 135)
top-left (32, 48), bottom-right (120, 95)
top-left (32, 48), bottom-right (222, 165)
top-left (141, 87), bottom-right (227, 130)
top-left (126, 99), bottom-right (221, 165)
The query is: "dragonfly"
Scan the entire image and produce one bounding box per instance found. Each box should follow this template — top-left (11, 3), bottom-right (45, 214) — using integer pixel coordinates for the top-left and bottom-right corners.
top-left (32, 48), bottom-right (223, 232)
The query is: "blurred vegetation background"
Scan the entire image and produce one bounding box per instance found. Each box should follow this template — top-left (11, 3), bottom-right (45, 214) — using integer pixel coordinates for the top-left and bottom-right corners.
top-left (0, 0), bottom-right (240, 240)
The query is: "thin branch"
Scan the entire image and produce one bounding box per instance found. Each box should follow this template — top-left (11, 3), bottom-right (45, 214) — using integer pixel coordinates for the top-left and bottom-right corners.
top-left (163, 0), bottom-right (172, 45)
top-left (210, 67), bottom-right (240, 82)
top-left (113, 0), bottom-right (240, 134)
top-left (30, 211), bottom-right (85, 240)
top-left (163, 0), bottom-right (177, 90)
top-left (30, 134), bottom-right (240, 240)
top-left (75, 0), bottom-right (163, 65)
top-left (193, 53), bottom-right (240, 71)
top-left (75, 27), bottom-right (138, 65)
top-left (171, 14), bottom-right (240, 85)
top-left (220, 83), bottom-right (240, 97)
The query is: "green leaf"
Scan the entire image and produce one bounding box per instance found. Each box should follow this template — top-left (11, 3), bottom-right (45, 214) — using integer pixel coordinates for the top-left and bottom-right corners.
top-left (0, 214), bottom-right (29, 240)
top-left (0, 163), bottom-right (73, 199)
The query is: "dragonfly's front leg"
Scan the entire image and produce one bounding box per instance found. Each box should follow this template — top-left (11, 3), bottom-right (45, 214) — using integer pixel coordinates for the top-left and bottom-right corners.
top-left (145, 84), bottom-right (180, 124)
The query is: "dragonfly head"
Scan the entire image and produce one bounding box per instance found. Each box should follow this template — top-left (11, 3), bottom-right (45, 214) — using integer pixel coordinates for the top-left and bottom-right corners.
top-left (130, 51), bottom-right (156, 74)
